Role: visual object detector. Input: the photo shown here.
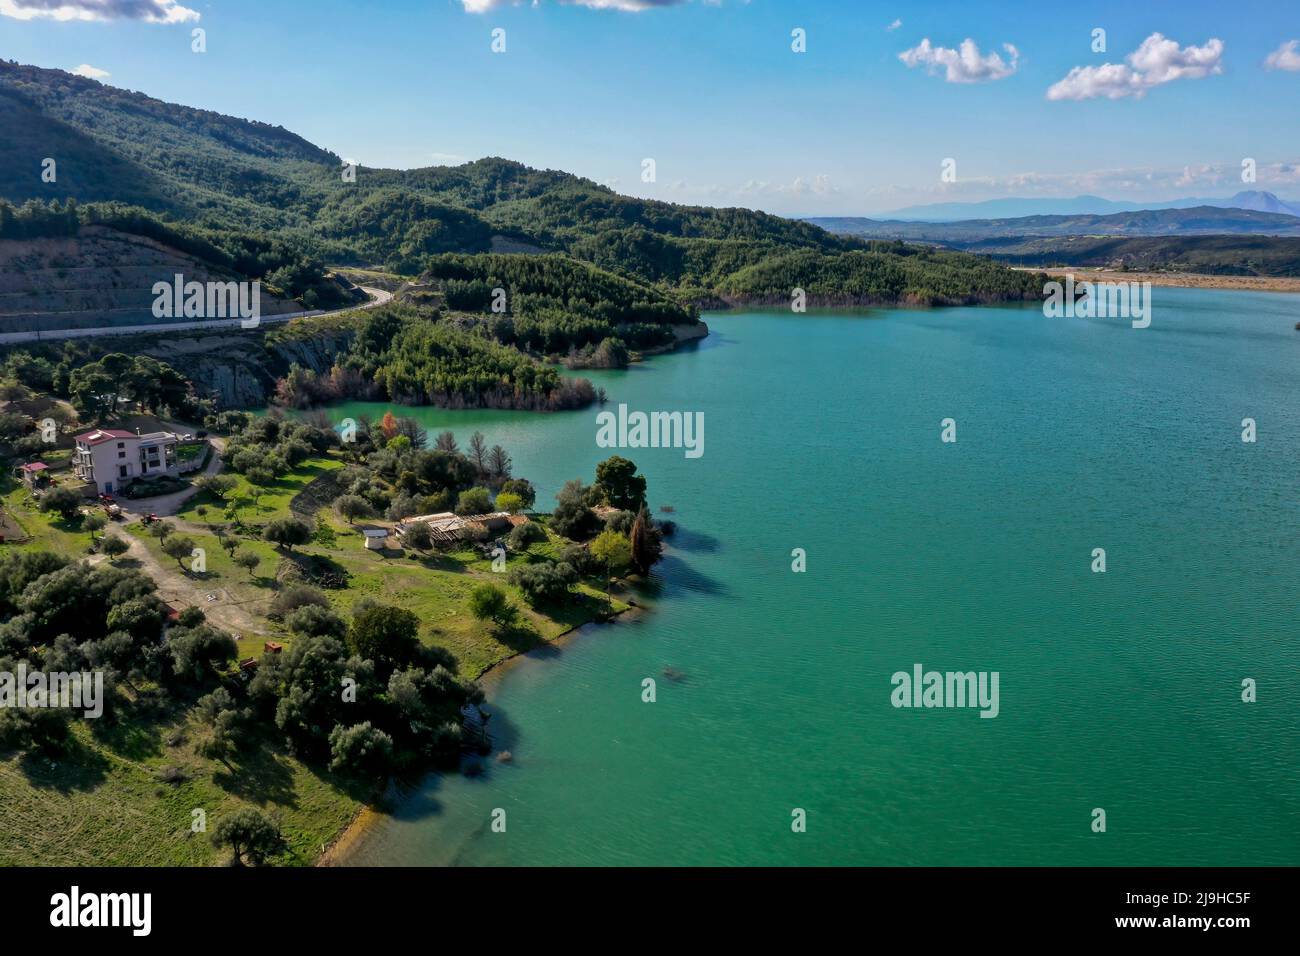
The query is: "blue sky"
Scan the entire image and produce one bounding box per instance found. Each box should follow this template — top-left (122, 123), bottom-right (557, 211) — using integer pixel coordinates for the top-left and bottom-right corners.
top-left (2, 0), bottom-right (1299, 215)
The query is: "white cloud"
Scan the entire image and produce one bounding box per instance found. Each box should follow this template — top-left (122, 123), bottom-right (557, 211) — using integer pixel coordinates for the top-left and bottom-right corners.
top-left (1264, 40), bottom-right (1300, 72)
top-left (1047, 33), bottom-right (1223, 101)
top-left (735, 175), bottom-right (837, 199)
top-left (70, 63), bottom-right (110, 79)
top-left (886, 19), bottom-right (901, 32)
top-left (898, 38), bottom-right (1019, 84)
top-left (1, 0), bottom-right (198, 21)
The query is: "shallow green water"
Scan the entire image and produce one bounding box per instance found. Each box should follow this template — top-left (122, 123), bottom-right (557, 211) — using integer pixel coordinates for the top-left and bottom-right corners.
top-left (336, 289), bottom-right (1299, 866)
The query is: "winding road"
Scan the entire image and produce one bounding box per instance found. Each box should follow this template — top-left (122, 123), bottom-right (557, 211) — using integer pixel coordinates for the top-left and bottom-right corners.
top-left (0, 286), bottom-right (393, 345)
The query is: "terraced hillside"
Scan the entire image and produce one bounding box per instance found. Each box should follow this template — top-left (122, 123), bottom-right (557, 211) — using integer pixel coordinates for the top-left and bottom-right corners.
top-left (0, 226), bottom-right (306, 333)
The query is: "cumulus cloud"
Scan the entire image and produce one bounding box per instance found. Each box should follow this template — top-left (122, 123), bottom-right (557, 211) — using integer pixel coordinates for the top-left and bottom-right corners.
top-left (461, 0), bottom-right (688, 11)
top-left (1264, 40), bottom-right (1300, 72)
top-left (1, 0), bottom-right (197, 21)
top-left (70, 63), bottom-right (110, 78)
top-left (736, 174), bottom-right (837, 199)
top-left (1047, 33), bottom-right (1223, 101)
top-left (898, 38), bottom-right (1019, 84)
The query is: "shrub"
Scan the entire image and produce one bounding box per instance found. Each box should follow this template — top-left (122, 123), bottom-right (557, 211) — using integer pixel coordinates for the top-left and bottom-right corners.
top-left (211, 809), bottom-right (284, 867)
top-left (269, 583), bottom-right (329, 619)
top-left (38, 486), bottom-right (83, 520)
top-left (402, 520), bottom-right (432, 550)
top-left (507, 520), bottom-right (547, 550)
top-left (510, 561), bottom-right (577, 606)
top-left (101, 535), bottom-right (130, 562)
top-left (495, 491), bottom-right (525, 514)
top-left (328, 721), bottom-right (395, 775)
top-left (468, 584), bottom-right (517, 629)
top-left (335, 494), bottom-right (373, 524)
top-left (455, 486), bottom-right (492, 516)
top-left (285, 604), bottom-right (348, 639)
top-left (560, 542), bottom-right (598, 576)
top-left (348, 605), bottom-right (422, 673)
top-left (551, 480), bottom-right (600, 541)
top-left (500, 478), bottom-right (536, 508)
top-left (264, 517), bottom-right (311, 551)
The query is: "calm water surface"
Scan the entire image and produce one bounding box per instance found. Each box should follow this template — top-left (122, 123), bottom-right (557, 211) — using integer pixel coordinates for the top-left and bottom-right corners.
top-left (333, 289), bottom-right (1299, 865)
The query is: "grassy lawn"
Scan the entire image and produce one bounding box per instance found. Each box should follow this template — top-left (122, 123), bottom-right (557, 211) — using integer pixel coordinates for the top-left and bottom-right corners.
top-left (173, 455), bottom-right (343, 524)
top-left (0, 708), bottom-right (365, 867)
top-left (2, 481), bottom-right (105, 559)
top-left (324, 529), bottom-right (627, 677)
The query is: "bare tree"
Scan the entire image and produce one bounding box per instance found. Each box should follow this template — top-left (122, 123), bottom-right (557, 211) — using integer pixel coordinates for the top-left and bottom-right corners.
top-left (468, 431), bottom-right (488, 474)
top-left (487, 444), bottom-right (512, 480)
top-left (396, 417), bottom-right (428, 449)
top-left (434, 430), bottom-right (459, 454)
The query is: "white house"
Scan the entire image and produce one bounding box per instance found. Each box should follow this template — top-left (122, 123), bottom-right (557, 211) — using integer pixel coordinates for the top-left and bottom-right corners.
top-left (73, 428), bottom-right (181, 495)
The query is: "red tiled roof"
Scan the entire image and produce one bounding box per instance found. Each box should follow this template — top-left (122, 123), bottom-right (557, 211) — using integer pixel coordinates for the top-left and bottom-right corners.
top-left (75, 429), bottom-right (135, 446)
top-left (19, 462), bottom-right (49, 472)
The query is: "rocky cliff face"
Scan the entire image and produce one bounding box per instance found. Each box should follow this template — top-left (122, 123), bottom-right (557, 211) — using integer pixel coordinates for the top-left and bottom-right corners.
top-left (126, 325), bottom-right (356, 408)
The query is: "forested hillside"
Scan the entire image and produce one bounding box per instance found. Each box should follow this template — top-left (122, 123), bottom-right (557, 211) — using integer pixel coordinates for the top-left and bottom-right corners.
top-left (0, 60), bottom-right (1044, 307)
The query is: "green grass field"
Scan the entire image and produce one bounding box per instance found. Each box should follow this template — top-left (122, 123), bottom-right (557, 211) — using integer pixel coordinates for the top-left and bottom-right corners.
top-left (0, 713), bottom-right (365, 866)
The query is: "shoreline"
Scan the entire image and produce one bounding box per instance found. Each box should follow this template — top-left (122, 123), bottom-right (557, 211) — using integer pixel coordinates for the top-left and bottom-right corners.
top-left (1019, 267), bottom-right (1300, 294)
top-left (315, 600), bottom-right (642, 867)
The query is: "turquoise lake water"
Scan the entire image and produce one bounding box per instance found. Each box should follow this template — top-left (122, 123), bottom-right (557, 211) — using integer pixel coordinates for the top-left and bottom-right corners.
top-left (335, 288), bottom-right (1299, 866)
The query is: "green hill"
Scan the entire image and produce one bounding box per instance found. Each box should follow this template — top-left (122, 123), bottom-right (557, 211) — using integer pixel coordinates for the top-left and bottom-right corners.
top-left (0, 59), bottom-right (1043, 307)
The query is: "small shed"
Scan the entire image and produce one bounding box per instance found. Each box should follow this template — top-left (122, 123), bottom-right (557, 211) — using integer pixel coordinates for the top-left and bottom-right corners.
top-left (360, 526), bottom-right (390, 551)
top-left (263, 641), bottom-right (284, 654)
top-left (15, 462), bottom-right (49, 487)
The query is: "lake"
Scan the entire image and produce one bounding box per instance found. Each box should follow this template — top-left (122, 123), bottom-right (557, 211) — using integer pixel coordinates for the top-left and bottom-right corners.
top-left (332, 288), bottom-right (1300, 866)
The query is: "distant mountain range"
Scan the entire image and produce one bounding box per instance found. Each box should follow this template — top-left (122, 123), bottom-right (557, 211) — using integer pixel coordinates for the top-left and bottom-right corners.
top-left (868, 191), bottom-right (1300, 222)
top-left (807, 205), bottom-right (1300, 242)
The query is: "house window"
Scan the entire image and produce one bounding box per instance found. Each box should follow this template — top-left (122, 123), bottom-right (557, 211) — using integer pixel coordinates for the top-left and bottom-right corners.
top-left (117, 443), bottom-right (125, 449)
top-left (119, 465), bottom-right (128, 478)
top-left (118, 451), bottom-right (126, 459)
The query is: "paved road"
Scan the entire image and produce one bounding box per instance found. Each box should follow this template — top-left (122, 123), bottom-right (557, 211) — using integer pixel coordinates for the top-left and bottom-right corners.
top-left (0, 286), bottom-right (393, 345)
